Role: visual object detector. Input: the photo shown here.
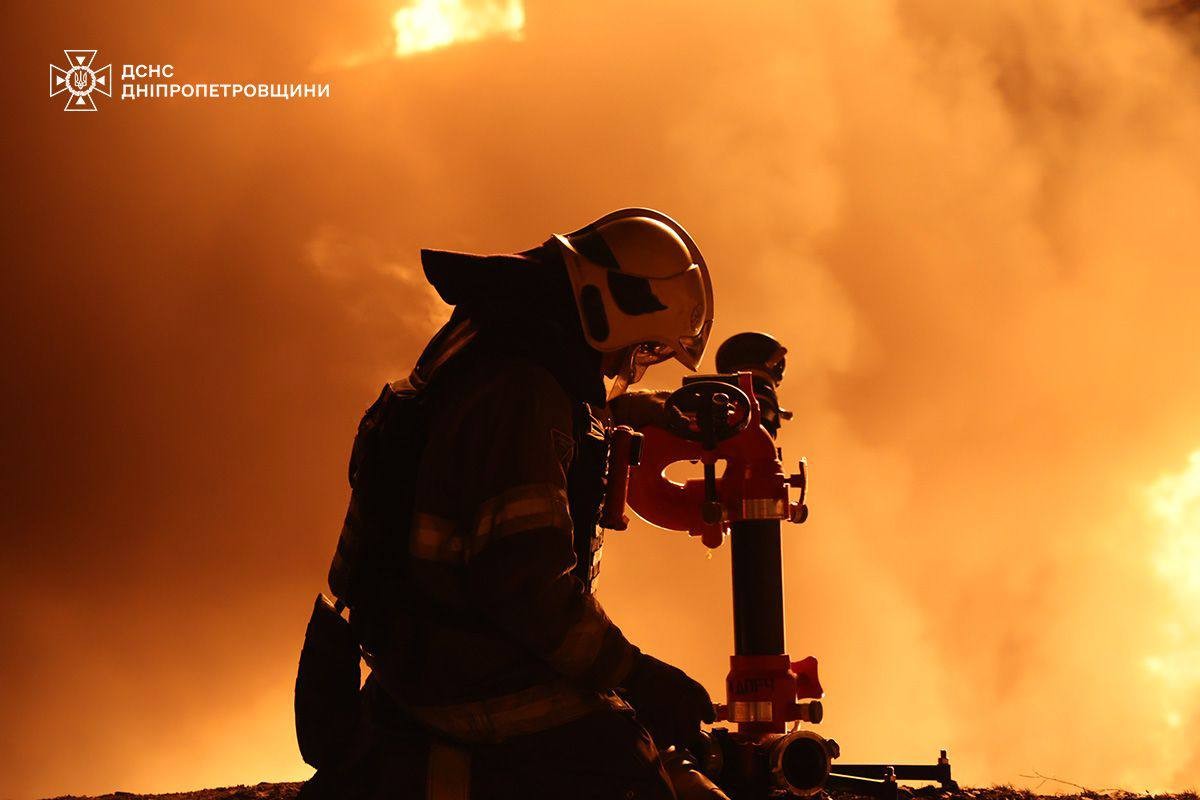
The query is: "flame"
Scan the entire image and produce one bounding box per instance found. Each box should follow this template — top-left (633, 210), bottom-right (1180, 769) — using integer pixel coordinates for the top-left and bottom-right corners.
top-left (392, 0), bottom-right (525, 57)
top-left (1145, 451), bottom-right (1200, 756)
top-left (1149, 451), bottom-right (1200, 611)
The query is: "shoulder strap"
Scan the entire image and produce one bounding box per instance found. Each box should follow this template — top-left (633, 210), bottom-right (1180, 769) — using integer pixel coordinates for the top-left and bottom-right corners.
top-left (568, 402), bottom-right (609, 592)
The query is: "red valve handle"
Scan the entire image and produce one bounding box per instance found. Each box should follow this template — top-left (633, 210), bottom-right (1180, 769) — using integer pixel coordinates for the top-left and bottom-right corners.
top-left (626, 373), bottom-right (787, 548)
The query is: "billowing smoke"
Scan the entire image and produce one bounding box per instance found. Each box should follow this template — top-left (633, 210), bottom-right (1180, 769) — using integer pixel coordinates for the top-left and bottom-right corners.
top-left (4, 0), bottom-right (1200, 797)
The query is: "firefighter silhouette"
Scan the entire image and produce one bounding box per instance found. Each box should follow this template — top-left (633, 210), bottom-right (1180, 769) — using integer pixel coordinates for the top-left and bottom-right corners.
top-left (297, 209), bottom-right (717, 800)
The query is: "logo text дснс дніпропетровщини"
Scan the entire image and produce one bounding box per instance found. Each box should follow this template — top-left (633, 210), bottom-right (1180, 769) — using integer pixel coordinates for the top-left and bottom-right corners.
top-left (48, 50), bottom-right (330, 111)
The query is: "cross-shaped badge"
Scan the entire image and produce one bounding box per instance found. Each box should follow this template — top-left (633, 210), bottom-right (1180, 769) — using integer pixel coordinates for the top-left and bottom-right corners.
top-left (49, 49), bottom-right (112, 112)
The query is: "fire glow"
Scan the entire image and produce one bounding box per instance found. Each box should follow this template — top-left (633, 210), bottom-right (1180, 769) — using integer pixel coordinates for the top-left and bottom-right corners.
top-left (1146, 451), bottom-right (1200, 734)
top-left (13, 1), bottom-right (1200, 796)
top-left (392, 0), bottom-right (525, 57)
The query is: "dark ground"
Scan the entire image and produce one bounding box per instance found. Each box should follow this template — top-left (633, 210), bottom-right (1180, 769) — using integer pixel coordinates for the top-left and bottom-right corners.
top-left (44, 785), bottom-right (304, 800)
top-left (41, 783), bottom-right (1200, 800)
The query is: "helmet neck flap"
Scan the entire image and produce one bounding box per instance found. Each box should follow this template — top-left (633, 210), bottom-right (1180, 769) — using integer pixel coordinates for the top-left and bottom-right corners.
top-left (416, 244), bottom-right (606, 407)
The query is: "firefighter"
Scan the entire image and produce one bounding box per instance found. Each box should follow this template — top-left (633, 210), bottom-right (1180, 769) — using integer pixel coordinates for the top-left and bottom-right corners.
top-left (303, 209), bottom-right (716, 800)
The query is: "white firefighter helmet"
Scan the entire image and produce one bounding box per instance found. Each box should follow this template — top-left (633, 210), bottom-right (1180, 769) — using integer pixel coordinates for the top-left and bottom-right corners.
top-left (552, 208), bottom-right (714, 375)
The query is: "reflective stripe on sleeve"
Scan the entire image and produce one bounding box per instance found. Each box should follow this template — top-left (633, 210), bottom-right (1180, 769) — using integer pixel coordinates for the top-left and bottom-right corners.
top-left (470, 483), bottom-right (571, 556)
top-left (548, 604), bottom-right (609, 675)
top-left (406, 681), bottom-right (629, 744)
top-left (411, 512), bottom-right (465, 563)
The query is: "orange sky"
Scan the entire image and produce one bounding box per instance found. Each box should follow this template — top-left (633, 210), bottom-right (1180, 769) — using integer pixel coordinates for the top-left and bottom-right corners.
top-left (5, 1), bottom-right (1200, 798)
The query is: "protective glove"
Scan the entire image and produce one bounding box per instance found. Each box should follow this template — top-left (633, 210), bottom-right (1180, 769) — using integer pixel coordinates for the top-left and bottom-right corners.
top-left (621, 652), bottom-right (716, 749)
top-left (607, 390), bottom-right (672, 430)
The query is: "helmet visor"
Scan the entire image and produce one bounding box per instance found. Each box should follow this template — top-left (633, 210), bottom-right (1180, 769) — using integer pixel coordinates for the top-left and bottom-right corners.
top-left (675, 319), bottom-right (712, 371)
top-left (629, 341), bottom-right (675, 384)
top-left (608, 342), bottom-right (675, 401)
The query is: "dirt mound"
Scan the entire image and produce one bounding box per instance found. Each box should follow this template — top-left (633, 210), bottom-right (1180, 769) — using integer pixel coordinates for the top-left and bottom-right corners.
top-left (43, 783), bottom-right (303, 800)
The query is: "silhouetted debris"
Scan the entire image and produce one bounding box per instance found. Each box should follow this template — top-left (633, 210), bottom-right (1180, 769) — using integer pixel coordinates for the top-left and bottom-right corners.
top-left (43, 782), bottom-right (303, 800)
top-left (829, 788), bottom-right (1199, 800)
top-left (43, 784), bottom-right (1200, 800)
